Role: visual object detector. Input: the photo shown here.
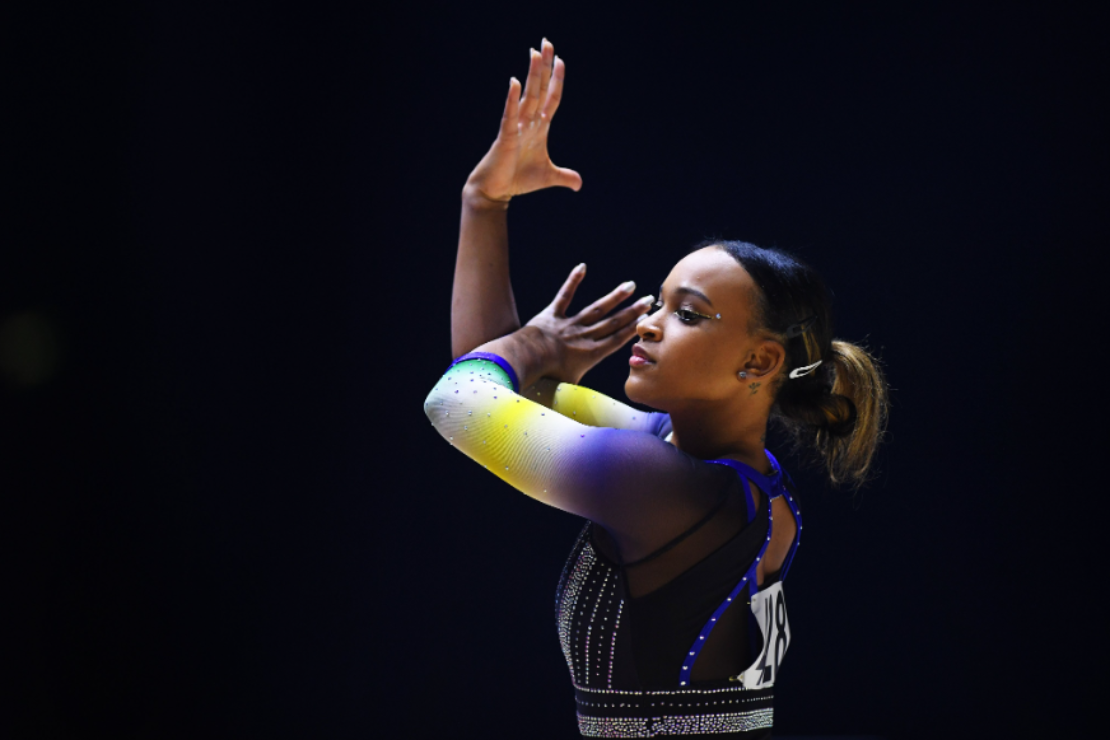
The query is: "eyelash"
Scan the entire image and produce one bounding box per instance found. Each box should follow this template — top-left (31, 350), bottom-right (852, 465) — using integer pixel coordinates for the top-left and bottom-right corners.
top-left (650, 300), bottom-right (705, 324)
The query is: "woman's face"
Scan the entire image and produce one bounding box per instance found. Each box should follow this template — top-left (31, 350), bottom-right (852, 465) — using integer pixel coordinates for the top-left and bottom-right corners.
top-left (625, 246), bottom-right (780, 410)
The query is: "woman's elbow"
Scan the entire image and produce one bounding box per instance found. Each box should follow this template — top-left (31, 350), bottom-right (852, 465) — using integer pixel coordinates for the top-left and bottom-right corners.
top-left (423, 383), bottom-right (449, 435)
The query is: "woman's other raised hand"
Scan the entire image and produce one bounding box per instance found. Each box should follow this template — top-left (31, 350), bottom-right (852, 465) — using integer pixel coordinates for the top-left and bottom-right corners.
top-left (524, 264), bottom-right (654, 386)
top-left (464, 39), bottom-right (582, 205)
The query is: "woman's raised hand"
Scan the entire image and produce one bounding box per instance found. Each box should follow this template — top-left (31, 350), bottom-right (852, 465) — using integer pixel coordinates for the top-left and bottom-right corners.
top-left (525, 264), bottom-right (654, 386)
top-left (465, 39), bottom-right (582, 204)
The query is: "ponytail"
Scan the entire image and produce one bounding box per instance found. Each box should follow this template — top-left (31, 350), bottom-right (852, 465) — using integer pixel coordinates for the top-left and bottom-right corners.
top-left (772, 339), bottom-right (890, 490)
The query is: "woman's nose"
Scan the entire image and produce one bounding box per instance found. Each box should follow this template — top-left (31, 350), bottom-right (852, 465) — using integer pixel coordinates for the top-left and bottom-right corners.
top-left (636, 313), bottom-right (661, 340)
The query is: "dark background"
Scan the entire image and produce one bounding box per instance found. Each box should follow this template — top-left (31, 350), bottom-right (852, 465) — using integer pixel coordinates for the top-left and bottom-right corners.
top-left (5, 2), bottom-right (1105, 738)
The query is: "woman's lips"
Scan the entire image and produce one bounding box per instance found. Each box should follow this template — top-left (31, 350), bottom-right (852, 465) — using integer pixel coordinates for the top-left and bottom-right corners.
top-left (629, 344), bottom-right (655, 368)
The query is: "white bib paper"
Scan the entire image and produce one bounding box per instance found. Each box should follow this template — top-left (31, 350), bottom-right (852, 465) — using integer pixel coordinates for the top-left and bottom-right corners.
top-left (738, 581), bottom-right (791, 689)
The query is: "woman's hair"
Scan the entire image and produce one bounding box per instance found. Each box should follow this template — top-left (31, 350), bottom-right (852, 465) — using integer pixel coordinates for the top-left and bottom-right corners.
top-left (692, 239), bottom-right (891, 490)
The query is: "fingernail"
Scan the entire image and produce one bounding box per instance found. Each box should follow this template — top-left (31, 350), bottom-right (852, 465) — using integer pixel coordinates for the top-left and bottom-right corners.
top-left (636, 314), bottom-right (649, 324)
top-left (620, 281), bottom-right (636, 292)
top-left (576, 262), bottom-right (586, 274)
top-left (636, 294), bottom-right (655, 306)
top-left (542, 37), bottom-right (550, 46)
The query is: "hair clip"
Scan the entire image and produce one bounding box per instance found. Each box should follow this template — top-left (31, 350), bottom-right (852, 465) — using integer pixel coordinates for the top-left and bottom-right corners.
top-left (788, 360), bottom-right (822, 379)
top-left (785, 315), bottom-right (818, 339)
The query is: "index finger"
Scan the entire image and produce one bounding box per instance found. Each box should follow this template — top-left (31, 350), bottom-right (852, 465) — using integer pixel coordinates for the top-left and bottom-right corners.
top-left (499, 77), bottom-right (522, 139)
top-left (542, 56), bottom-right (567, 122)
top-left (575, 279), bottom-right (638, 323)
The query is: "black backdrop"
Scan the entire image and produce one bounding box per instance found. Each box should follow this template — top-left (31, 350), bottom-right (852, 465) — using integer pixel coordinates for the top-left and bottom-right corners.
top-left (6, 2), bottom-right (1106, 738)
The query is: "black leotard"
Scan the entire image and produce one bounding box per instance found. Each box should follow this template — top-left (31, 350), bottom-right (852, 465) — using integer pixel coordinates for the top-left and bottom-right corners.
top-left (425, 353), bottom-right (803, 738)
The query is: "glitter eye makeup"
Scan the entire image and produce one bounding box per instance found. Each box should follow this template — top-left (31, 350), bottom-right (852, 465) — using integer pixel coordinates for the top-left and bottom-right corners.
top-left (676, 308), bottom-right (716, 322)
top-left (653, 285), bottom-right (721, 323)
top-left (649, 298), bottom-right (719, 323)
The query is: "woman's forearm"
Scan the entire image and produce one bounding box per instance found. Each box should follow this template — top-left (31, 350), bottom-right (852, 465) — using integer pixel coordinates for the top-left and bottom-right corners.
top-left (451, 186), bottom-right (520, 358)
top-left (472, 326), bottom-right (561, 393)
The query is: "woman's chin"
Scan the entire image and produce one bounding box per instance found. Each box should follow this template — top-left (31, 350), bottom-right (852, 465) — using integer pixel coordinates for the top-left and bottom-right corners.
top-left (624, 374), bottom-right (651, 406)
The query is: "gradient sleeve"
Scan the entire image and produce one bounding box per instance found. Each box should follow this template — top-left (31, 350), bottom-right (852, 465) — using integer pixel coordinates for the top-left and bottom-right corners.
top-left (422, 355), bottom-right (720, 527)
top-left (520, 378), bottom-right (673, 439)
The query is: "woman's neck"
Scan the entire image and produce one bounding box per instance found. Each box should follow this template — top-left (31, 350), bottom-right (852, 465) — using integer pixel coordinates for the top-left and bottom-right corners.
top-left (666, 400), bottom-right (772, 475)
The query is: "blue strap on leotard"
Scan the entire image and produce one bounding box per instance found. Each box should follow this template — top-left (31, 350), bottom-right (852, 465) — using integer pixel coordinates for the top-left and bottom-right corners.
top-left (675, 452), bottom-right (802, 687)
top-left (726, 450), bottom-right (803, 580)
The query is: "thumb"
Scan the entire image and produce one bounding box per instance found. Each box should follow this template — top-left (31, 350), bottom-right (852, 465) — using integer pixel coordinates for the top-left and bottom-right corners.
top-left (553, 166), bottom-right (583, 192)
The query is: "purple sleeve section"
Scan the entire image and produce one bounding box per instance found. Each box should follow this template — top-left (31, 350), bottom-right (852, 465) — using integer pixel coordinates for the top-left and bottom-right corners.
top-left (652, 413), bottom-right (674, 440)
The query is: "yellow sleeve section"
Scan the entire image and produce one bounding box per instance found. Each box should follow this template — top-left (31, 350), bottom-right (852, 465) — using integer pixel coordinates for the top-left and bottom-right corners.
top-left (521, 377), bottom-right (661, 433)
top-left (423, 361), bottom-right (696, 522)
top-left (423, 363), bottom-right (608, 513)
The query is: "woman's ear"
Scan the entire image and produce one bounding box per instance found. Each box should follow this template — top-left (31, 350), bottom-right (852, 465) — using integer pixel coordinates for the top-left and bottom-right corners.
top-left (743, 339), bottom-right (786, 379)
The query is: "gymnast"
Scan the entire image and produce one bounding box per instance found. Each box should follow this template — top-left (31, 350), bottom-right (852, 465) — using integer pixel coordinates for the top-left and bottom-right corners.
top-left (423, 38), bottom-right (890, 739)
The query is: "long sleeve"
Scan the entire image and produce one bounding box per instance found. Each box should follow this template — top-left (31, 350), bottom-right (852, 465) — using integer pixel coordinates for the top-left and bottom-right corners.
top-left (422, 355), bottom-right (725, 536)
top-left (520, 378), bottom-right (673, 439)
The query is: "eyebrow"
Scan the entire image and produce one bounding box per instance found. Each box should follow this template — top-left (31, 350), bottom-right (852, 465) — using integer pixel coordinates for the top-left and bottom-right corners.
top-left (658, 284), bottom-right (714, 307)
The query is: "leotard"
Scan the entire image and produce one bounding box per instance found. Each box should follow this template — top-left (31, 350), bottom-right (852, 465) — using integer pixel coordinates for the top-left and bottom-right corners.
top-left (423, 352), bottom-right (802, 738)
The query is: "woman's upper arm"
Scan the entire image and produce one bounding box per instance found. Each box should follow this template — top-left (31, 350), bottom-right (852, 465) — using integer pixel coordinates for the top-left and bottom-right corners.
top-left (424, 358), bottom-right (712, 526)
top-left (521, 378), bottom-right (673, 438)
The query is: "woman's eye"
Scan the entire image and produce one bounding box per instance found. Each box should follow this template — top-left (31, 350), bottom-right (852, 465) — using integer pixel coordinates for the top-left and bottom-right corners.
top-left (675, 309), bottom-right (702, 323)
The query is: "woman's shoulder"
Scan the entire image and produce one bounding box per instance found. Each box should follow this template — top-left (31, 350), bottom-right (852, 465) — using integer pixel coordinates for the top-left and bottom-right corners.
top-left (653, 412), bottom-right (673, 441)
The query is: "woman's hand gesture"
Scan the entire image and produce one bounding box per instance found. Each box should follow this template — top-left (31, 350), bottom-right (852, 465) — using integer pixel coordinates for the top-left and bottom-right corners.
top-left (465, 39), bottom-right (582, 204)
top-left (525, 265), bottom-right (654, 386)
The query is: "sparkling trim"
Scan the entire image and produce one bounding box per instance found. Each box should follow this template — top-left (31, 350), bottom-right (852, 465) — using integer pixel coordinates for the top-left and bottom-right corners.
top-left (586, 568), bottom-right (611, 684)
top-left (575, 683), bottom-right (761, 697)
top-left (556, 524), bottom-right (593, 612)
top-left (608, 598), bottom-right (623, 689)
top-left (557, 534), bottom-right (597, 682)
top-left (579, 715), bottom-right (651, 738)
top-left (577, 693), bottom-right (770, 709)
top-left (578, 708), bottom-right (773, 737)
top-left (655, 708), bottom-right (774, 735)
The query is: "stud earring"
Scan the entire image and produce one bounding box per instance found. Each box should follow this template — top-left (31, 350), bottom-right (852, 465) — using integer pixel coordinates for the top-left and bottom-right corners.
top-left (738, 371), bottom-right (748, 379)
